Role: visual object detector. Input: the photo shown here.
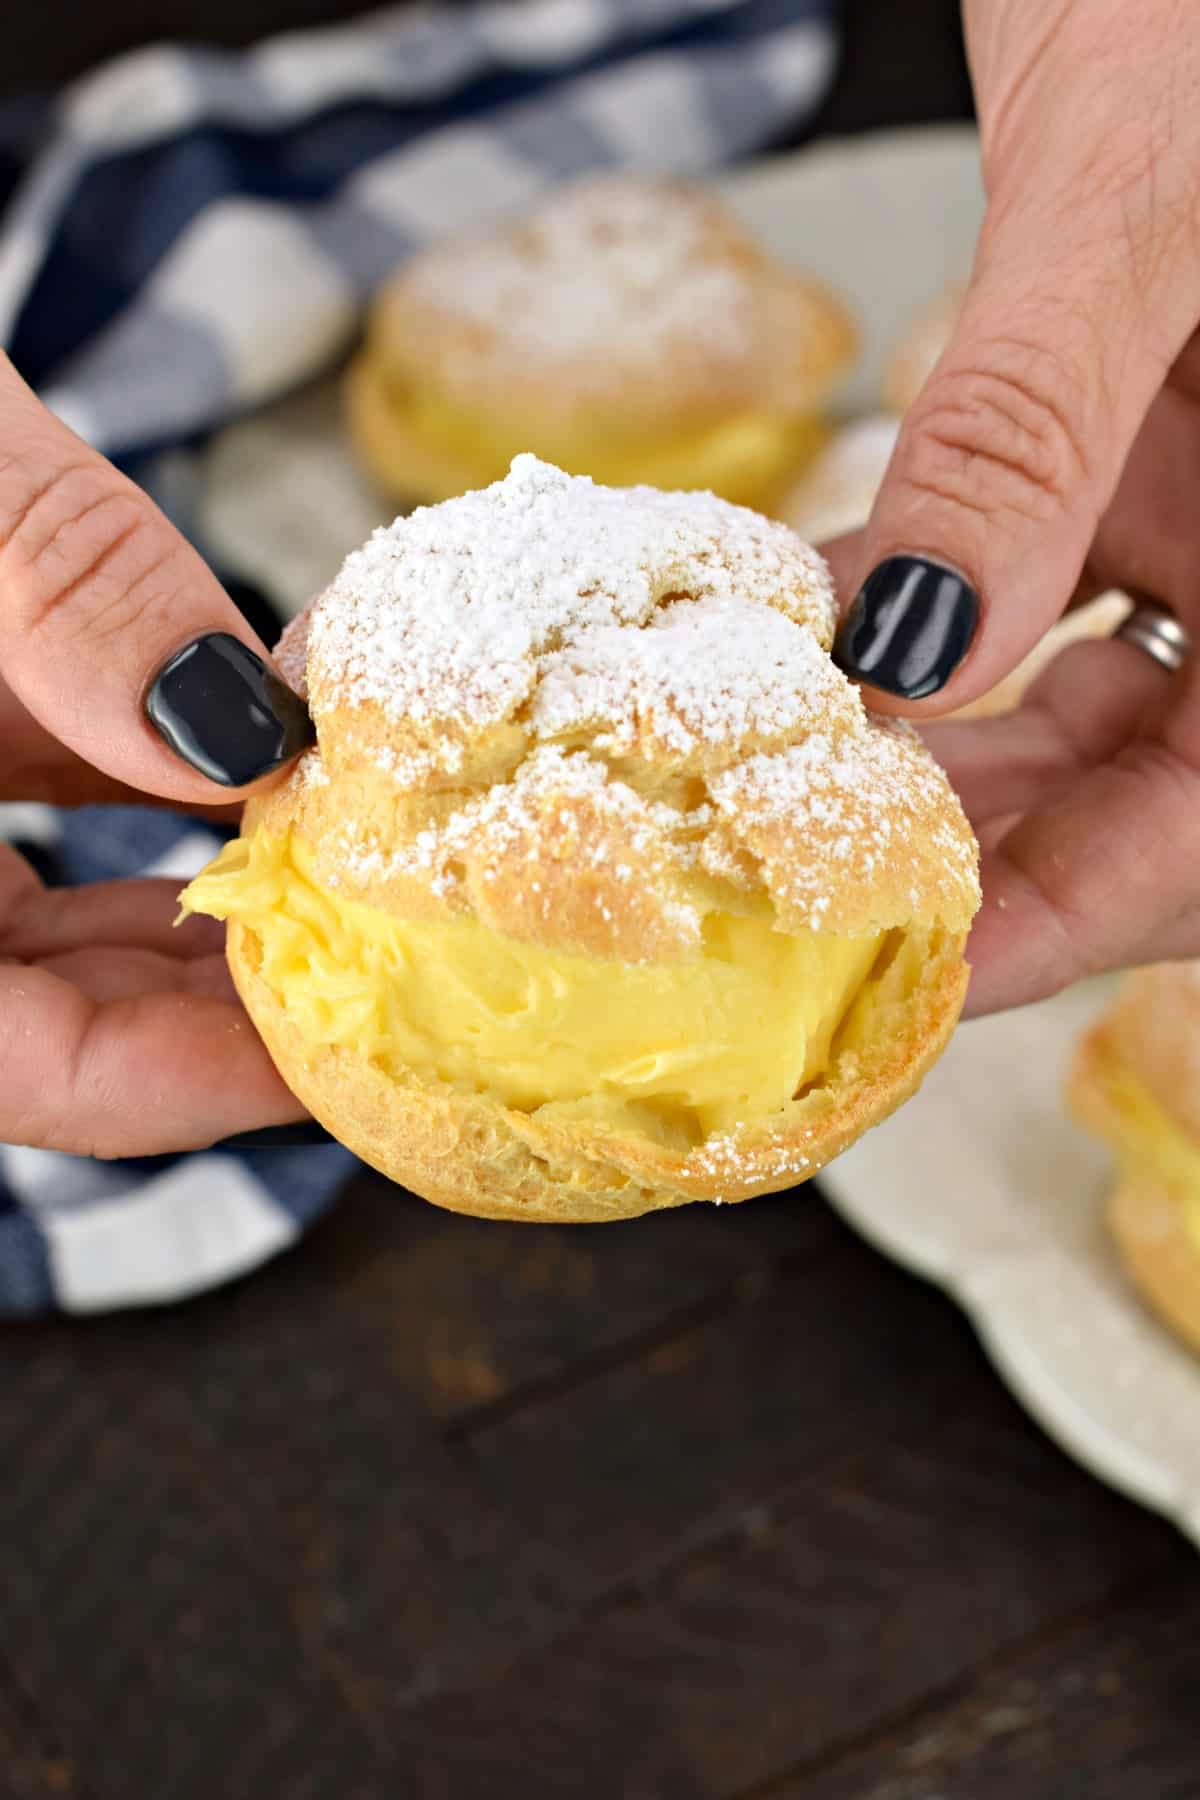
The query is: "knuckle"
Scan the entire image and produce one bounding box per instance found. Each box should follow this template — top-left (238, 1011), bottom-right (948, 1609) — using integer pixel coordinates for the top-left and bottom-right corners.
top-left (0, 459), bottom-right (179, 645)
top-left (899, 346), bottom-right (1094, 530)
top-left (1, 457), bottom-right (119, 571)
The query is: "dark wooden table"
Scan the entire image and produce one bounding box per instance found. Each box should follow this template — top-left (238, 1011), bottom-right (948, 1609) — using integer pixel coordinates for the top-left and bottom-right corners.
top-left (3, 1178), bottom-right (1198, 1799)
top-left (5, 4), bottom-right (1200, 1796)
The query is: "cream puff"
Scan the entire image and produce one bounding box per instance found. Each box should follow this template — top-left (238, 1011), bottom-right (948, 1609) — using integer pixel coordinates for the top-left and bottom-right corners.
top-left (1070, 965), bottom-right (1200, 1355)
top-left (183, 456), bottom-right (979, 1222)
top-left (345, 176), bottom-right (857, 514)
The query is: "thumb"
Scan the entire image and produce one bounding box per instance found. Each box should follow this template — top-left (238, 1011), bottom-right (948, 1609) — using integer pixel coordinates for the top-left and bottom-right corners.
top-left (833, 134), bottom-right (1200, 712)
top-left (0, 354), bottom-right (312, 801)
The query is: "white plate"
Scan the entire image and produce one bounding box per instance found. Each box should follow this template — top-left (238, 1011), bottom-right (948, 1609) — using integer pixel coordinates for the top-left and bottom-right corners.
top-left (201, 126), bottom-right (1200, 1538)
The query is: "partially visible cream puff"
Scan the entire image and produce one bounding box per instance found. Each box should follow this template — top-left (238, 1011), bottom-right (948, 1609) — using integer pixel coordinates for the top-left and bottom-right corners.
top-left (1070, 965), bottom-right (1200, 1356)
top-left (183, 456), bottom-right (979, 1222)
top-left (779, 414), bottom-right (899, 544)
top-left (345, 176), bottom-right (857, 513)
top-left (884, 282), bottom-right (964, 415)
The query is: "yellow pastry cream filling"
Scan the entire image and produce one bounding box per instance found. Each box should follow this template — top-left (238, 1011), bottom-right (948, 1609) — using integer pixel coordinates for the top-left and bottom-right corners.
top-left (350, 353), bottom-right (829, 510)
top-left (1087, 1042), bottom-right (1200, 1256)
top-left (182, 831), bottom-right (885, 1142)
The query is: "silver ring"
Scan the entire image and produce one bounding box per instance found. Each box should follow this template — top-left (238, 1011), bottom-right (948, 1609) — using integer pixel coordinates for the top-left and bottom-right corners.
top-left (1113, 603), bottom-right (1192, 674)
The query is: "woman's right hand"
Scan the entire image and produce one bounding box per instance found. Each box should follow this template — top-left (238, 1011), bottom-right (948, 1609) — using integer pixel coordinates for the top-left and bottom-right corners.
top-left (828, 0), bottom-right (1200, 1017)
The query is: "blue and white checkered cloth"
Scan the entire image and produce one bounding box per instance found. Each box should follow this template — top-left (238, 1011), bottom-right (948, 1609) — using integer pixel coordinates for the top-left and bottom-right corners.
top-left (0, 0), bottom-right (841, 1314)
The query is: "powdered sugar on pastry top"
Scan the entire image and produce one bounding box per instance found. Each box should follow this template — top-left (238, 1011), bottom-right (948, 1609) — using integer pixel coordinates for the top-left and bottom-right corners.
top-left (709, 721), bottom-right (980, 928)
top-left (370, 177), bottom-right (855, 427)
top-left (533, 591), bottom-right (854, 762)
top-left (401, 178), bottom-right (756, 366)
top-left (307, 454), bottom-right (840, 763)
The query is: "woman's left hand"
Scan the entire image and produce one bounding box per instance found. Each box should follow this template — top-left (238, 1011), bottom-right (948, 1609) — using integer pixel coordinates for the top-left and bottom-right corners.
top-left (0, 353), bottom-right (311, 1155)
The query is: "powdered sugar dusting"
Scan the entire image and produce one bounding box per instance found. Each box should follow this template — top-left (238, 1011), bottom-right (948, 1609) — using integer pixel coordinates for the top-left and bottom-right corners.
top-left (533, 593), bottom-right (857, 760)
top-left (296, 750), bottom-right (328, 792)
top-left (711, 720), bottom-right (979, 928)
top-left (693, 1128), bottom-right (815, 1188)
top-left (308, 455), bottom-right (838, 759)
top-left (404, 177), bottom-right (754, 370)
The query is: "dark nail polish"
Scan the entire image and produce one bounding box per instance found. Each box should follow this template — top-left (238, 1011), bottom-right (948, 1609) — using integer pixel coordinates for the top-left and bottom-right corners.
top-left (221, 1123), bottom-right (334, 1149)
top-left (833, 557), bottom-right (980, 699)
top-left (145, 632), bottom-right (314, 787)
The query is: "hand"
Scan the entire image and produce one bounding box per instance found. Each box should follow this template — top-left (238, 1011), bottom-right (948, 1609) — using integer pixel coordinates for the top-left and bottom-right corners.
top-left (828, 0), bottom-right (1200, 1016)
top-left (0, 352), bottom-right (314, 1155)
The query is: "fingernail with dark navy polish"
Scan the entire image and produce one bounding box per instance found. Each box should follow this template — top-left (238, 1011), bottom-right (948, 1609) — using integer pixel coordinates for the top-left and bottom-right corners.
top-left (145, 632), bottom-right (314, 786)
top-left (833, 557), bottom-right (980, 700)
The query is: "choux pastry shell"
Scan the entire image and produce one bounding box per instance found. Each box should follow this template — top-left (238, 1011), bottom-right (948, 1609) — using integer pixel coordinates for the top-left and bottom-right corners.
top-left (184, 457), bottom-right (979, 1222)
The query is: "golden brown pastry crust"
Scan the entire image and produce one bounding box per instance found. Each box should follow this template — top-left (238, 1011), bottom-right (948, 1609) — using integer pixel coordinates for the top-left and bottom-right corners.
top-left (1109, 1166), bottom-right (1200, 1358)
top-left (346, 175), bottom-right (857, 503)
top-left (1069, 1011), bottom-right (1200, 1354)
top-left (229, 916), bottom-right (967, 1221)
top-left (1080, 966), bottom-right (1200, 1145)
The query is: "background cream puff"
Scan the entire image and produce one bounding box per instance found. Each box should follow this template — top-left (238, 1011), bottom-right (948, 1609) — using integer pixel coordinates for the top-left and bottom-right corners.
top-left (1071, 965), bottom-right (1200, 1356)
top-left (345, 175), bottom-right (857, 514)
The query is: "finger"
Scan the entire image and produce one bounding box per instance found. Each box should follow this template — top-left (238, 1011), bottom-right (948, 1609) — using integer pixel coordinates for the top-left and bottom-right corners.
top-left (1, 875), bottom-right (225, 961)
top-left (0, 671), bottom-right (244, 816)
top-left (921, 633), bottom-right (1169, 824)
top-left (817, 527), bottom-right (1116, 631)
top-left (832, 35), bottom-right (1200, 714)
top-left (0, 839), bottom-right (41, 915)
top-left (0, 354), bottom-right (312, 801)
top-left (35, 947), bottom-right (236, 1005)
top-left (814, 528), bottom-right (862, 605)
top-left (1083, 375), bottom-right (1200, 612)
top-left (964, 711), bottom-right (1200, 1017)
top-left (0, 966), bottom-right (306, 1155)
